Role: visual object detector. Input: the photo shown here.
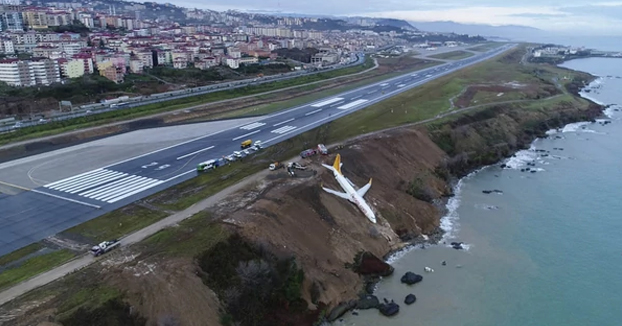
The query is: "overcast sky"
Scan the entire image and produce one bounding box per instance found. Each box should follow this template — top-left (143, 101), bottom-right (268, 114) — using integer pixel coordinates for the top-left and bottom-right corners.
top-left (171, 0), bottom-right (622, 35)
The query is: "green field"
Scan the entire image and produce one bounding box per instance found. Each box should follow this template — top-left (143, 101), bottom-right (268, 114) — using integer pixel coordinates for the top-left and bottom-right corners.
top-left (429, 50), bottom-right (474, 60)
top-left (467, 42), bottom-right (505, 52)
top-left (60, 204), bottom-right (169, 243)
top-left (0, 57), bottom-right (376, 147)
top-left (0, 249), bottom-right (76, 291)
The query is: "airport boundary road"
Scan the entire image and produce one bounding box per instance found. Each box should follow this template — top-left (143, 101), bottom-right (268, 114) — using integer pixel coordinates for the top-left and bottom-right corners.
top-left (0, 44), bottom-right (515, 258)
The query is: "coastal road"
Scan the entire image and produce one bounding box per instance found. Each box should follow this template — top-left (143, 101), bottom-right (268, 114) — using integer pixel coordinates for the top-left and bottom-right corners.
top-left (0, 44), bottom-right (515, 257)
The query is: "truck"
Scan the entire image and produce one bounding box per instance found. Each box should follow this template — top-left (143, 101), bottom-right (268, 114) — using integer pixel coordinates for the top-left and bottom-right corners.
top-left (241, 139), bottom-right (252, 149)
top-left (269, 162), bottom-right (284, 170)
top-left (90, 240), bottom-right (120, 257)
top-left (317, 144), bottom-right (328, 155)
top-left (300, 148), bottom-right (317, 158)
top-left (197, 158), bottom-right (226, 172)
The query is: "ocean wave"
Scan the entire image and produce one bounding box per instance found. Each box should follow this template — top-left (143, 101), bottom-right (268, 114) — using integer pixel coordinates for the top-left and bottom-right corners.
top-left (502, 145), bottom-right (542, 170)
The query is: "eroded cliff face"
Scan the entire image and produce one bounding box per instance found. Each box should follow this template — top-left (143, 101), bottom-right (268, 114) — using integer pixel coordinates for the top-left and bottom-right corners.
top-left (215, 128), bottom-right (448, 311)
top-left (200, 96), bottom-right (604, 323)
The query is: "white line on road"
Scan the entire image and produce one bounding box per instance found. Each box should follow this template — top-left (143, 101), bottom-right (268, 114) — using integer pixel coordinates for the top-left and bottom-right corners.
top-left (397, 84), bottom-right (406, 88)
top-left (31, 189), bottom-right (101, 209)
top-left (271, 126), bottom-right (297, 134)
top-left (330, 101), bottom-right (345, 107)
top-left (337, 99), bottom-right (369, 110)
top-left (232, 130), bottom-right (261, 141)
top-left (239, 122), bottom-right (265, 130)
top-left (273, 118), bottom-right (295, 127)
top-left (305, 108), bottom-right (322, 116)
top-left (310, 97), bottom-right (343, 107)
top-left (176, 146), bottom-right (215, 160)
top-left (43, 168), bottom-right (104, 188)
top-left (351, 95), bottom-right (361, 100)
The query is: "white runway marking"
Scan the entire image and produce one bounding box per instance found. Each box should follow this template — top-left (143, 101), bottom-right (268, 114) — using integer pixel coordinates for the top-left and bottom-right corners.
top-left (239, 122), bottom-right (265, 130)
top-left (337, 99), bottom-right (369, 110)
top-left (311, 97), bottom-right (343, 107)
top-left (273, 118), bottom-right (295, 127)
top-left (397, 84), bottom-right (406, 88)
top-left (43, 168), bottom-right (165, 203)
top-left (176, 146), bottom-right (215, 160)
top-left (305, 109), bottom-right (322, 116)
top-left (232, 130), bottom-right (261, 141)
top-left (271, 125), bottom-right (297, 134)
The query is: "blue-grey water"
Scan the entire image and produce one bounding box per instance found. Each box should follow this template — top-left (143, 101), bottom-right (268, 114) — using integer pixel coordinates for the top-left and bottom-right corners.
top-left (335, 57), bottom-right (622, 326)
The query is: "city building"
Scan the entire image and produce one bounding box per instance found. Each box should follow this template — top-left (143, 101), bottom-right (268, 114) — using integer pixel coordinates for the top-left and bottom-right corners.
top-left (0, 58), bottom-right (60, 86)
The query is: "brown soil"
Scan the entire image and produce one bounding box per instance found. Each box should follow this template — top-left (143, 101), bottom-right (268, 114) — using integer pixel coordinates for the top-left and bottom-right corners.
top-left (210, 127), bottom-right (447, 308)
top-left (104, 257), bottom-right (222, 326)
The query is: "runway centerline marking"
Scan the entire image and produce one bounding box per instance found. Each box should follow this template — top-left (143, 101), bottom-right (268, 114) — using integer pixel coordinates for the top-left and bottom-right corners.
top-left (305, 109), bottom-right (322, 116)
top-left (232, 130), bottom-right (261, 141)
top-left (273, 118), bottom-right (295, 127)
top-left (176, 146), bottom-right (215, 160)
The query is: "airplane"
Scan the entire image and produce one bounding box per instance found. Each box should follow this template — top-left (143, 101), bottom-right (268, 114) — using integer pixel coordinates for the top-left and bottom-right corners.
top-left (321, 154), bottom-right (377, 223)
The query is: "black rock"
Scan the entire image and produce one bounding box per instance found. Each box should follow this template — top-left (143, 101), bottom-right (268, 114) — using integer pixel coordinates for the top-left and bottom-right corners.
top-left (327, 301), bottom-right (357, 322)
top-left (404, 294), bottom-right (417, 305)
top-left (400, 272), bottom-right (423, 285)
top-left (500, 164), bottom-right (507, 169)
top-left (530, 170), bottom-right (537, 173)
top-left (452, 242), bottom-right (464, 250)
top-left (378, 300), bottom-right (400, 317)
top-left (357, 295), bottom-right (380, 310)
top-left (482, 190), bottom-right (492, 194)
top-left (442, 260), bottom-right (447, 266)
top-left (352, 311), bottom-right (359, 316)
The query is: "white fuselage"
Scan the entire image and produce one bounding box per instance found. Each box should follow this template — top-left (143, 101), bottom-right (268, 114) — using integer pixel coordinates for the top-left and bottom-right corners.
top-left (333, 171), bottom-right (377, 223)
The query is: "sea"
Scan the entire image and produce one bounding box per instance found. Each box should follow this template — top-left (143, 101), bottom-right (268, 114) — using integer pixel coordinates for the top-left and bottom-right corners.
top-left (334, 56), bottom-right (622, 325)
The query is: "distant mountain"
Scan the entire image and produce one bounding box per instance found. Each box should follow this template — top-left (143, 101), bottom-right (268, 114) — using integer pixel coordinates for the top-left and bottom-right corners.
top-left (375, 18), bottom-right (418, 31)
top-left (410, 21), bottom-right (543, 39)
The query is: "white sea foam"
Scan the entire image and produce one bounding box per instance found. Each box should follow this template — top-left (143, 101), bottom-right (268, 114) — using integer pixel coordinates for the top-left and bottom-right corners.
top-left (503, 145), bottom-right (541, 170)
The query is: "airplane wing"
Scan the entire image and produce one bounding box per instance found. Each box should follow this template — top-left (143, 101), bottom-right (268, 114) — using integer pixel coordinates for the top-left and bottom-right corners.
top-left (356, 178), bottom-right (372, 197)
top-left (322, 186), bottom-right (350, 200)
top-left (345, 177), bottom-right (357, 189)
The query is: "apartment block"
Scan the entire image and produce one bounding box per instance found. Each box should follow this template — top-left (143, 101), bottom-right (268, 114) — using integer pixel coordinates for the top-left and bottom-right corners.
top-left (58, 58), bottom-right (86, 78)
top-left (0, 58), bottom-right (60, 86)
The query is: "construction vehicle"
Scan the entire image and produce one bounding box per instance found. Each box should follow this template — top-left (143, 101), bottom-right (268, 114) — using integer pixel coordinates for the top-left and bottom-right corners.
top-left (251, 140), bottom-right (263, 150)
top-left (90, 240), bottom-right (120, 257)
top-left (317, 144), bottom-right (328, 155)
top-left (300, 148), bottom-right (317, 158)
top-left (241, 139), bottom-right (252, 149)
top-left (269, 162), bottom-right (284, 170)
top-left (287, 162), bottom-right (306, 170)
top-left (257, 73), bottom-right (264, 77)
top-left (197, 158), bottom-right (226, 172)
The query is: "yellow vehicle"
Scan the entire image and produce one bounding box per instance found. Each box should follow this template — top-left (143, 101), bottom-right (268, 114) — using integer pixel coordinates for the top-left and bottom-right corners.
top-left (241, 139), bottom-right (252, 149)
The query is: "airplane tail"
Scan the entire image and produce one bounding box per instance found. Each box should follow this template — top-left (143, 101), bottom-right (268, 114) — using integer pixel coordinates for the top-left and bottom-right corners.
top-left (332, 154), bottom-right (342, 175)
top-left (322, 154), bottom-right (343, 175)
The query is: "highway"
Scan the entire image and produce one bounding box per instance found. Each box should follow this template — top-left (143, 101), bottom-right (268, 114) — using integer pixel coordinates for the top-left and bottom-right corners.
top-left (0, 44), bottom-right (514, 257)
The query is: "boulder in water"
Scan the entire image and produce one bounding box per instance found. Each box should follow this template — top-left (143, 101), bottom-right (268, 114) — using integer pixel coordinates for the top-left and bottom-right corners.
top-left (378, 300), bottom-right (400, 317)
top-left (404, 294), bottom-right (417, 305)
top-left (352, 251), bottom-right (394, 277)
top-left (327, 301), bottom-right (356, 322)
top-left (400, 272), bottom-right (423, 285)
top-left (356, 294), bottom-right (380, 310)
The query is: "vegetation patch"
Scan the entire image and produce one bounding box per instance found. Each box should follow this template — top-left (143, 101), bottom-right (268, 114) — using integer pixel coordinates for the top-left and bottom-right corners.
top-left (60, 204), bottom-right (168, 244)
top-left (0, 242), bottom-right (43, 267)
top-left (142, 211), bottom-right (229, 257)
top-left (197, 233), bottom-right (319, 326)
top-left (0, 249), bottom-right (75, 291)
top-left (429, 50), bottom-right (474, 60)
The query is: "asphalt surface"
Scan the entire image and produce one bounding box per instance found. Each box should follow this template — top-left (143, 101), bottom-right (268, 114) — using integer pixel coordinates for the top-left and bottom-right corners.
top-left (0, 44), bottom-right (514, 257)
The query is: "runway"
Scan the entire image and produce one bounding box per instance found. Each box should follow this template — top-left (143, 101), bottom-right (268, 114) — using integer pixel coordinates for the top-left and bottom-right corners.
top-left (0, 44), bottom-right (514, 256)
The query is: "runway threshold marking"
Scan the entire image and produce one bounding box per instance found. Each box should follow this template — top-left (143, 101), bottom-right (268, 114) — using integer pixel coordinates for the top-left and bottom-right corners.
top-left (232, 130), bottom-right (261, 141)
top-left (31, 189), bottom-right (101, 209)
top-left (176, 146), bottom-right (215, 160)
top-left (337, 99), bottom-right (369, 110)
top-left (310, 97), bottom-right (344, 108)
